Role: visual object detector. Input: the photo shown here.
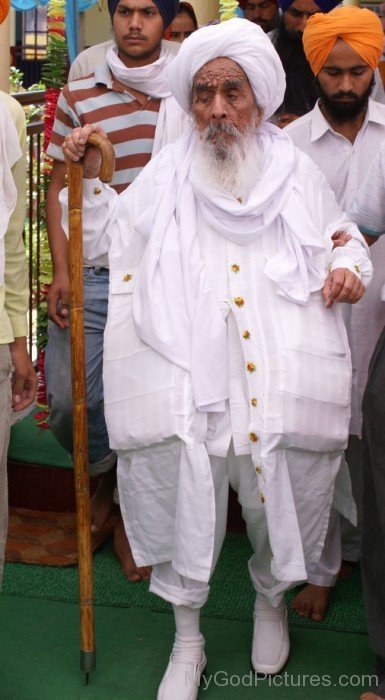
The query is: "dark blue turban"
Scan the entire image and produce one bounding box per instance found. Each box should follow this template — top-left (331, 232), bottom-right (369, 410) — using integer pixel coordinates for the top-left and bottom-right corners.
top-left (108, 0), bottom-right (179, 27)
top-left (279, 0), bottom-right (339, 12)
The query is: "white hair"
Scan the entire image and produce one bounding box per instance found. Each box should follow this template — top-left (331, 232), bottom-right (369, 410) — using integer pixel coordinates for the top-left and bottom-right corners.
top-left (193, 122), bottom-right (261, 200)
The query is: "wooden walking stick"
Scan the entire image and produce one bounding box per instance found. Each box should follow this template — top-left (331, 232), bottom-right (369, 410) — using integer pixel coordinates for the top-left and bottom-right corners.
top-left (67, 133), bottom-right (115, 684)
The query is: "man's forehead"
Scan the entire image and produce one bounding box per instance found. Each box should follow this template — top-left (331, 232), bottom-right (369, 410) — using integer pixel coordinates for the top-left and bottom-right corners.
top-left (193, 57), bottom-right (247, 85)
top-left (116, 0), bottom-right (158, 9)
top-left (323, 38), bottom-right (371, 69)
top-left (288, 0), bottom-right (319, 12)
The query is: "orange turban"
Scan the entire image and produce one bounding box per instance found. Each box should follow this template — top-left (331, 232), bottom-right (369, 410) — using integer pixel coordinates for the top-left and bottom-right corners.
top-left (0, 0), bottom-right (10, 24)
top-left (303, 6), bottom-right (384, 76)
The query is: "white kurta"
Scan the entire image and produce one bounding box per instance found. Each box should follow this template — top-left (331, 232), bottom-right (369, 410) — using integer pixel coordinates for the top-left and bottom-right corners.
top-left (61, 144), bottom-right (371, 584)
top-left (286, 99), bottom-right (385, 436)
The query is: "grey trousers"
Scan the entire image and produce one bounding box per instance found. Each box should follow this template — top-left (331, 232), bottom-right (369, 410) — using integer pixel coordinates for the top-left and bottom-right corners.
top-left (0, 345), bottom-right (12, 588)
top-left (362, 325), bottom-right (385, 698)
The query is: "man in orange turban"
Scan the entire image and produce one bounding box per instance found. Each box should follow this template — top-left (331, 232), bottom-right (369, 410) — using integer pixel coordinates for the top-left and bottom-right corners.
top-left (303, 5), bottom-right (384, 77)
top-left (285, 12), bottom-right (385, 694)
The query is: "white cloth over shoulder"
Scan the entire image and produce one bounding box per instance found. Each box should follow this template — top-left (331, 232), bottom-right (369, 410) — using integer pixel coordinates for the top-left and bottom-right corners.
top-left (106, 40), bottom-right (179, 99)
top-left (168, 17), bottom-right (286, 120)
top-left (0, 99), bottom-right (22, 285)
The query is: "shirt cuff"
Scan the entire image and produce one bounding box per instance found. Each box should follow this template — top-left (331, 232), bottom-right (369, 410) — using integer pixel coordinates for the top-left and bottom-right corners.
top-left (329, 257), bottom-right (361, 280)
top-left (9, 313), bottom-right (28, 340)
top-left (358, 225), bottom-right (384, 238)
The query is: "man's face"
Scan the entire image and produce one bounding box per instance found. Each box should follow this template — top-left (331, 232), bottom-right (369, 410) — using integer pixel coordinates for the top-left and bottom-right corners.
top-left (244, 0), bottom-right (279, 33)
top-left (112, 0), bottom-right (164, 66)
top-left (283, 0), bottom-right (319, 36)
top-left (192, 57), bottom-right (261, 153)
top-left (317, 39), bottom-right (374, 122)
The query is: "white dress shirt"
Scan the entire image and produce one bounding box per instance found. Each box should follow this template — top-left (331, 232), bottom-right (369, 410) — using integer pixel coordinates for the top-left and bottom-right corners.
top-left (286, 99), bottom-right (385, 436)
top-left (349, 139), bottom-right (385, 237)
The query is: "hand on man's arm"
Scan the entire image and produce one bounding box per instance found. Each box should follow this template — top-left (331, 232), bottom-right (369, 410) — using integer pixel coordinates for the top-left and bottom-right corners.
top-left (322, 268), bottom-right (365, 309)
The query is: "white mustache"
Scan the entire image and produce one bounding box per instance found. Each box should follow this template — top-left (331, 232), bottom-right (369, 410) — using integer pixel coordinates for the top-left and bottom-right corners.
top-left (204, 122), bottom-right (241, 141)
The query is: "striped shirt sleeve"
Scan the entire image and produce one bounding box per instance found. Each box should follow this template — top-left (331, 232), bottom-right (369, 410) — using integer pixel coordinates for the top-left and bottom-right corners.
top-left (349, 141), bottom-right (385, 237)
top-left (46, 85), bottom-right (82, 162)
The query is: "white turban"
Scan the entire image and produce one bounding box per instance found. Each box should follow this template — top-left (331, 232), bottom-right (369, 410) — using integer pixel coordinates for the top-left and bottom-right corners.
top-left (167, 17), bottom-right (286, 120)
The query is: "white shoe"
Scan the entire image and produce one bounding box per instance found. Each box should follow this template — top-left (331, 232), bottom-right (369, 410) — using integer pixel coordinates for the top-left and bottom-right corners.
top-left (157, 652), bottom-right (206, 700)
top-left (251, 596), bottom-right (290, 675)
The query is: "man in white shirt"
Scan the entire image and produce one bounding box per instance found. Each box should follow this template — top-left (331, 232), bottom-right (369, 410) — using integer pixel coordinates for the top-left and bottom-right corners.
top-left (285, 6), bottom-right (385, 623)
top-left (60, 19), bottom-right (371, 700)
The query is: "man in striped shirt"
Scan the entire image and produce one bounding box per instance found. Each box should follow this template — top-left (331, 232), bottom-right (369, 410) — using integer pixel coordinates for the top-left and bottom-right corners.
top-left (44, 0), bottom-right (187, 582)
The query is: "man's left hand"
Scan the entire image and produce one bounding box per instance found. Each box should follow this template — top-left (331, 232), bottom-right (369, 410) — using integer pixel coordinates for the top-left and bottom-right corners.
top-left (10, 337), bottom-right (38, 411)
top-left (322, 268), bottom-right (365, 309)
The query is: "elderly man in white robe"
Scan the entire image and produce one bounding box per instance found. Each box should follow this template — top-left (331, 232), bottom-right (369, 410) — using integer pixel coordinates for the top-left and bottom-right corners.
top-left (61, 18), bottom-right (372, 700)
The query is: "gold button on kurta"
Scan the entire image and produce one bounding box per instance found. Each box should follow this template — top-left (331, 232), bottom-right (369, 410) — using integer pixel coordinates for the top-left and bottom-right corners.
top-left (231, 264), bottom-right (240, 273)
top-left (234, 297), bottom-right (244, 307)
top-left (122, 274), bottom-right (133, 282)
top-left (249, 432), bottom-right (259, 442)
top-left (260, 492), bottom-right (265, 504)
top-left (251, 398), bottom-right (257, 407)
top-left (247, 362), bottom-right (256, 373)
top-left (243, 330), bottom-right (251, 339)
top-left (255, 466), bottom-right (262, 474)
top-left (93, 187), bottom-right (102, 195)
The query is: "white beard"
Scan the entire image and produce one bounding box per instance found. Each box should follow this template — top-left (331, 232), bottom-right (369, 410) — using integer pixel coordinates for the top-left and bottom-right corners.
top-left (194, 122), bottom-right (261, 201)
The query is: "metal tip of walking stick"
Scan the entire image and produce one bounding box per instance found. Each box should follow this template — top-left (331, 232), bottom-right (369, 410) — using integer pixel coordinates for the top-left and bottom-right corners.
top-left (81, 650), bottom-right (96, 682)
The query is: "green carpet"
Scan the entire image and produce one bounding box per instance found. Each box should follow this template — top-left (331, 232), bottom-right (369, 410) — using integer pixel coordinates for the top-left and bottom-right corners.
top-left (3, 533), bottom-right (367, 634)
top-left (8, 413), bottom-right (72, 468)
top-left (0, 596), bottom-right (374, 700)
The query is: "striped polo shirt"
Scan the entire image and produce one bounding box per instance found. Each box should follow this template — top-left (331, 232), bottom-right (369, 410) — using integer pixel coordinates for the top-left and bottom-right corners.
top-left (47, 61), bottom-right (161, 194)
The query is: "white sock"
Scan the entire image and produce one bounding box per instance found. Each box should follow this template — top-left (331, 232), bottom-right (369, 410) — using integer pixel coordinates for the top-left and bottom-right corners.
top-left (254, 594), bottom-right (286, 618)
top-left (172, 605), bottom-right (204, 662)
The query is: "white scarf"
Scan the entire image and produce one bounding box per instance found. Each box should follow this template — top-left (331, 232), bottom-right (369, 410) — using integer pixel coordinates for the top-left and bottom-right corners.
top-left (0, 98), bottom-right (21, 285)
top-left (105, 41), bottom-right (175, 98)
top-left (132, 123), bottom-right (326, 412)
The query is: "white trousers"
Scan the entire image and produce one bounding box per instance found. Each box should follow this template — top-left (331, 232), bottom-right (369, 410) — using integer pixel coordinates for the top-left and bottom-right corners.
top-left (307, 436), bottom-right (362, 587)
top-left (149, 446), bottom-right (302, 609)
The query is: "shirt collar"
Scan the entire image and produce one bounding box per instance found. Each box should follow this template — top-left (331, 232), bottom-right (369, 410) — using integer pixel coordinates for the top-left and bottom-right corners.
top-left (366, 97), bottom-right (385, 127)
top-left (310, 97), bottom-right (385, 142)
top-left (94, 60), bottom-right (126, 93)
top-left (310, 101), bottom-right (330, 142)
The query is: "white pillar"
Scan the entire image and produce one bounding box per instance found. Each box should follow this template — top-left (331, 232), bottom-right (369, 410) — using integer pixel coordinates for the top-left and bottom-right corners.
top-left (0, 12), bottom-right (10, 93)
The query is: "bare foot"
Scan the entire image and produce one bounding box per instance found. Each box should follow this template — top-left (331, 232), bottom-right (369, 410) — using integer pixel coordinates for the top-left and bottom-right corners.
top-left (291, 584), bottom-right (333, 622)
top-left (361, 693), bottom-right (383, 699)
top-left (338, 560), bottom-right (356, 579)
top-left (90, 469), bottom-right (116, 532)
top-left (114, 515), bottom-right (152, 583)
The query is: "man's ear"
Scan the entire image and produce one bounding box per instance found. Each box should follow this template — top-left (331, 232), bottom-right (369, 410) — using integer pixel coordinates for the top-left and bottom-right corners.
top-left (255, 107), bottom-right (264, 127)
